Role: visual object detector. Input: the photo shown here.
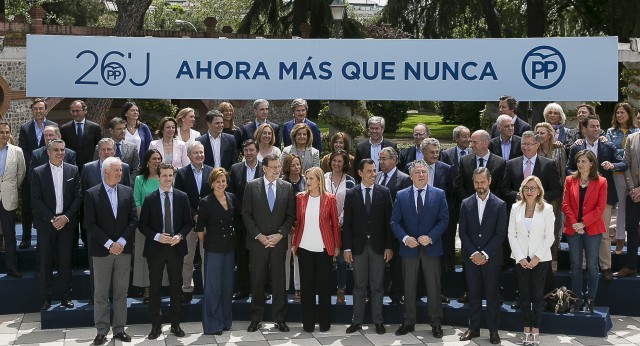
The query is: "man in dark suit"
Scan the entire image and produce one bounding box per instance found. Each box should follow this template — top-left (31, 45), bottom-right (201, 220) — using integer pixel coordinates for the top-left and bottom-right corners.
top-left (399, 123), bottom-right (429, 172)
top-left (139, 163), bottom-right (193, 339)
top-left (174, 141), bottom-right (213, 303)
top-left (84, 157), bottom-right (138, 345)
top-left (18, 98), bottom-right (56, 249)
top-left (241, 99), bottom-right (281, 148)
top-left (354, 117), bottom-right (397, 180)
top-left (93, 117), bottom-right (139, 184)
top-left (376, 147), bottom-right (411, 305)
top-left (390, 160), bottom-right (448, 338)
top-left (440, 125), bottom-right (470, 173)
top-left (343, 159), bottom-right (394, 335)
top-left (489, 115), bottom-right (523, 161)
top-left (490, 95), bottom-right (531, 138)
top-left (81, 138), bottom-right (131, 305)
top-left (440, 125), bottom-right (470, 276)
top-left (82, 139), bottom-right (132, 191)
top-left (242, 153), bottom-right (295, 333)
top-left (196, 110), bottom-right (237, 170)
top-left (29, 125), bottom-right (77, 182)
top-left (31, 139), bottom-right (82, 310)
top-left (566, 115), bottom-right (626, 280)
top-left (454, 129), bottom-right (505, 302)
top-left (60, 100), bottom-right (102, 173)
top-left (422, 138), bottom-right (456, 276)
top-left (282, 99), bottom-right (321, 152)
top-left (501, 130), bottom-right (562, 308)
top-left (458, 168), bottom-right (506, 344)
top-left (456, 130), bottom-right (506, 200)
top-left (228, 139), bottom-right (263, 300)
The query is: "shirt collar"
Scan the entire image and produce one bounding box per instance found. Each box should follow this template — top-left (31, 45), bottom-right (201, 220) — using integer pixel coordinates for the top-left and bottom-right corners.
top-left (360, 182), bottom-right (373, 190)
top-left (160, 187), bottom-right (173, 194)
top-left (476, 191), bottom-right (491, 202)
top-left (103, 182), bottom-right (117, 192)
top-left (49, 161), bottom-right (63, 169)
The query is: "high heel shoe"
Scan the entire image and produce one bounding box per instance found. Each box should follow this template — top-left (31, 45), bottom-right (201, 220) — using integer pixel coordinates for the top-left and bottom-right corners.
top-left (530, 333), bottom-right (540, 345)
top-left (522, 332), bottom-right (532, 345)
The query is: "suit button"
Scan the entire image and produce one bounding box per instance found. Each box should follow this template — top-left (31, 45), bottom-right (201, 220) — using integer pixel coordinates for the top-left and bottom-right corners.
top-left (479, 234), bottom-right (482, 237)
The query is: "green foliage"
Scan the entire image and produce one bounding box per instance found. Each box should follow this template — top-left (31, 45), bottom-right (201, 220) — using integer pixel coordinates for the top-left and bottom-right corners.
top-left (133, 99), bottom-right (178, 133)
top-left (435, 101), bottom-right (484, 131)
top-left (41, 0), bottom-right (106, 26)
top-left (318, 102), bottom-right (368, 140)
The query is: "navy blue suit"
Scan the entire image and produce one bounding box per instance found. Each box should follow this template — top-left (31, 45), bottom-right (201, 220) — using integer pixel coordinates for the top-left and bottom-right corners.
top-left (391, 184), bottom-right (448, 327)
top-left (31, 162), bottom-right (82, 299)
top-left (174, 164), bottom-right (214, 217)
top-left (458, 192), bottom-right (507, 332)
top-left (488, 135), bottom-right (523, 161)
top-left (196, 133), bottom-right (237, 170)
top-left (491, 116), bottom-right (531, 138)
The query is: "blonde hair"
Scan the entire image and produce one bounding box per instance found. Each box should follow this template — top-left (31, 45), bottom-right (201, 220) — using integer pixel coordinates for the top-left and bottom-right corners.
top-left (302, 167), bottom-right (327, 195)
top-left (517, 175), bottom-right (546, 211)
top-left (175, 107), bottom-right (195, 128)
top-left (254, 123), bottom-right (275, 146)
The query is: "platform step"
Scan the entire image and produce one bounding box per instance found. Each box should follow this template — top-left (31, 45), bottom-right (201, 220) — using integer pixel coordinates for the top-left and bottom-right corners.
top-left (40, 295), bottom-right (612, 337)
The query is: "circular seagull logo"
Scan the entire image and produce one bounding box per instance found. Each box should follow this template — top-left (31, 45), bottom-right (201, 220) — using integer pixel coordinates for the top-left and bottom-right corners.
top-left (521, 46), bottom-right (566, 90)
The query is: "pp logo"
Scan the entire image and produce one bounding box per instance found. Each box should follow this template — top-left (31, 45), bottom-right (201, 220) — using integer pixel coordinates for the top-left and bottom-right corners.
top-left (521, 46), bottom-right (566, 90)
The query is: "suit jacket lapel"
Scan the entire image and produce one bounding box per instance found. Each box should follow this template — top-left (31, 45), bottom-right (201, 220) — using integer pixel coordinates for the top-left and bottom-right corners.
top-left (98, 184), bottom-right (115, 220)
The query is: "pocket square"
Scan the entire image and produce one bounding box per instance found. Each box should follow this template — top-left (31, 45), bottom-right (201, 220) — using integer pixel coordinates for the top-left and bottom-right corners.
top-left (67, 178), bottom-right (74, 181)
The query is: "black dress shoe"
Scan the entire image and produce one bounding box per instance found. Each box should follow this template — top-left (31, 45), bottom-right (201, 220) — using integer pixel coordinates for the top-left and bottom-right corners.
top-left (181, 292), bottom-right (193, 303)
top-left (432, 325), bottom-right (443, 338)
top-left (148, 325), bottom-right (162, 339)
top-left (113, 332), bottom-right (131, 342)
top-left (441, 294), bottom-right (450, 304)
top-left (374, 323), bottom-right (386, 334)
top-left (585, 298), bottom-right (594, 315)
top-left (345, 323), bottom-right (362, 333)
top-left (232, 291), bottom-right (249, 300)
top-left (276, 321), bottom-right (290, 332)
top-left (389, 298), bottom-right (402, 305)
top-left (93, 334), bottom-right (107, 345)
top-left (18, 240), bottom-right (30, 249)
top-left (213, 331), bottom-right (222, 335)
top-left (40, 301), bottom-right (51, 311)
top-left (6, 270), bottom-right (22, 278)
top-left (60, 298), bottom-right (74, 309)
top-left (457, 291), bottom-right (469, 303)
top-left (459, 329), bottom-right (480, 341)
top-left (394, 324), bottom-right (415, 336)
top-left (247, 321), bottom-right (261, 332)
top-left (489, 330), bottom-right (501, 344)
top-left (171, 325), bottom-right (185, 337)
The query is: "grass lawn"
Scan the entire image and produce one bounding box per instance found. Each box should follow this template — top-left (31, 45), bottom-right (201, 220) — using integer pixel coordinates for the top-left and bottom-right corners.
top-left (314, 113), bottom-right (456, 142)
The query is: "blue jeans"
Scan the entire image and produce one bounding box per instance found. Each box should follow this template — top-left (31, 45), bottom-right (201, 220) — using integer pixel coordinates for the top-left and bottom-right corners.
top-left (567, 232), bottom-right (600, 299)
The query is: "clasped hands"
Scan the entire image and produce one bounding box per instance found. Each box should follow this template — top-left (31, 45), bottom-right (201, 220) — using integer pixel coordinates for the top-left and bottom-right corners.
top-left (629, 187), bottom-right (640, 203)
top-left (404, 235), bottom-right (432, 248)
top-left (108, 242), bottom-right (124, 255)
top-left (518, 256), bottom-right (540, 269)
top-left (470, 252), bottom-right (487, 266)
top-left (158, 233), bottom-right (182, 246)
top-left (572, 222), bottom-right (585, 234)
top-left (258, 233), bottom-right (283, 248)
top-left (51, 215), bottom-right (68, 230)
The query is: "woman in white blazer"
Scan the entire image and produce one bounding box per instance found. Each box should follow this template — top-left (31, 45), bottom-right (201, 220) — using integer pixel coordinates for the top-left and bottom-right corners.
top-left (148, 117), bottom-right (190, 169)
top-left (175, 107), bottom-right (201, 145)
top-left (508, 175), bottom-right (555, 346)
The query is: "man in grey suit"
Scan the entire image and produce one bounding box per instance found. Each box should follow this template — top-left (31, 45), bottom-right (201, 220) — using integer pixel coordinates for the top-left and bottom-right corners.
top-left (242, 153), bottom-right (296, 333)
top-left (94, 117), bottom-right (139, 184)
top-left (376, 147), bottom-right (411, 305)
top-left (84, 157), bottom-right (137, 345)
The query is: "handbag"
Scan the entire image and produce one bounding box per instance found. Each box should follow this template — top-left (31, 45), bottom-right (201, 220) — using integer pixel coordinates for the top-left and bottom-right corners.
top-left (543, 286), bottom-right (582, 314)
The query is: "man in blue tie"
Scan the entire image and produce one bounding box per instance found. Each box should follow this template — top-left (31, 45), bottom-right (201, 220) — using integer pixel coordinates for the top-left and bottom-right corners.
top-left (242, 154), bottom-right (295, 333)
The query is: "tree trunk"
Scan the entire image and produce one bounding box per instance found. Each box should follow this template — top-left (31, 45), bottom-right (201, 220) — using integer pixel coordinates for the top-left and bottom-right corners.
top-left (86, 0), bottom-right (152, 127)
top-left (291, 0), bottom-right (308, 37)
top-left (526, 0), bottom-right (545, 37)
top-left (479, 0), bottom-right (501, 38)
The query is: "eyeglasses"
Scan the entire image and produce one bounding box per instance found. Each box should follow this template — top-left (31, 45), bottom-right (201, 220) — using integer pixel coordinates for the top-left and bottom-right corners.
top-left (413, 132), bottom-right (427, 137)
top-left (523, 186), bottom-right (538, 192)
top-left (266, 165), bottom-right (281, 170)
